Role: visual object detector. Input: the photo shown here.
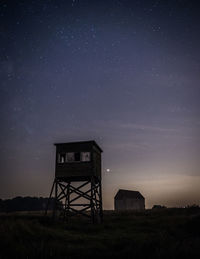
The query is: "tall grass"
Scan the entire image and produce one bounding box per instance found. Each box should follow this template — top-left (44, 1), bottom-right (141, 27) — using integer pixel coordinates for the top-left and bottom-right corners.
top-left (0, 208), bottom-right (200, 259)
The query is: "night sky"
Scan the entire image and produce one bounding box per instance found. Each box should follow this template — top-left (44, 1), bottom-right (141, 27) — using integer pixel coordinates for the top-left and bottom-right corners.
top-left (0, 0), bottom-right (200, 209)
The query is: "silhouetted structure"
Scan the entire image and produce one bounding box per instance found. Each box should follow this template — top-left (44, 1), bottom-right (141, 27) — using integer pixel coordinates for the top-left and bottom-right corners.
top-left (114, 189), bottom-right (145, 211)
top-left (46, 141), bottom-right (103, 223)
top-left (0, 197), bottom-right (55, 212)
top-left (152, 205), bottom-right (166, 210)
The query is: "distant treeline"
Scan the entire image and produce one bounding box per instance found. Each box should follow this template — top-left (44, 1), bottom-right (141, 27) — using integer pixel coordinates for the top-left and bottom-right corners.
top-left (0, 197), bottom-right (55, 212)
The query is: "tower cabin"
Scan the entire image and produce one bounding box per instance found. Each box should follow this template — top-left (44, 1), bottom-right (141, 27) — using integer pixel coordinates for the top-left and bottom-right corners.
top-left (55, 140), bottom-right (102, 182)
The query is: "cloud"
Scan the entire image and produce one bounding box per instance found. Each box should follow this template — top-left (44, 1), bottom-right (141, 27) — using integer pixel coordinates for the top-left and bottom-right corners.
top-left (119, 123), bottom-right (179, 133)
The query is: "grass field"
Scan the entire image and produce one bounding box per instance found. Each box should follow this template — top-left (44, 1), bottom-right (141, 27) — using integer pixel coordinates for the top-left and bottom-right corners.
top-left (0, 207), bottom-right (200, 259)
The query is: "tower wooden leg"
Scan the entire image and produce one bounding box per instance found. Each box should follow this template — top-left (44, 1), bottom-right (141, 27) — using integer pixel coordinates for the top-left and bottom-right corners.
top-left (46, 178), bottom-right (103, 223)
top-left (53, 179), bottom-right (58, 220)
top-left (45, 179), bottom-right (55, 216)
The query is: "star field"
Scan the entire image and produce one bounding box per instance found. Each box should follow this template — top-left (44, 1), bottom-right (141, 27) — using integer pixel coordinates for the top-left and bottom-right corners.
top-left (0, 0), bottom-right (200, 208)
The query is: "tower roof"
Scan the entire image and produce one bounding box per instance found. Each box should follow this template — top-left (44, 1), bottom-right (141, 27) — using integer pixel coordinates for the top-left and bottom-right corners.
top-left (54, 140), bottom-right (103, 152)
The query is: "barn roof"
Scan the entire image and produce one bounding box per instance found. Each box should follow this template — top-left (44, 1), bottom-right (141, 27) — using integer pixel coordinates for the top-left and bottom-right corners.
top-left (114, 189), bottom-right (144, 200)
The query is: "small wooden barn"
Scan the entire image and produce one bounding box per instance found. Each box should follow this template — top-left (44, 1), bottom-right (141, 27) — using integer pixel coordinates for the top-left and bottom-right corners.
top-left (114, 189), bottom-right (145, 211)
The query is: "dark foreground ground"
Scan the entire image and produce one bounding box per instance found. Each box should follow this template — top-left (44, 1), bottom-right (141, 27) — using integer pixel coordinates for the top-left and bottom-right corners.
top-left (0, 208), bottom-right (200, 259)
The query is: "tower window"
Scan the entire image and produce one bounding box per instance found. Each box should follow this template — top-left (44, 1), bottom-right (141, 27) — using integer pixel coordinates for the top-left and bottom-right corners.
top-left (62, 152), bottom-right (90, 163)
top-left (66, 152), bottom-right (80, 162)
top-left (66, 152), bottom-right (75, 162)
top-left (58, 153), bottom-right (66, 163)
top-left (81, 152), bottom-right (91, 161)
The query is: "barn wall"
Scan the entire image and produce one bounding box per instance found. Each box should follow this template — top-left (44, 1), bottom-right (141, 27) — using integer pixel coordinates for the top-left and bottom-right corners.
top-left (114, 199), bottom-right (125, 210)
top-left (127, 198), bottom-right (145, 210)
top-left (115, 198), bottom-right (145, 211)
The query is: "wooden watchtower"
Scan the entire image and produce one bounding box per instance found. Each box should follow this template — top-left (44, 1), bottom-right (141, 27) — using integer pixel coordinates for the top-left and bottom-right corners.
top-left (46, 140), bottom-right (103, 222)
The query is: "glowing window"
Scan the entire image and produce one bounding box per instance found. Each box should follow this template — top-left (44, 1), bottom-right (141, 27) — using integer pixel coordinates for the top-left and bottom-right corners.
top-left (81, 152), bottom-right (91, 162)
top-left (58, 153), bottom-right (66, 163)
